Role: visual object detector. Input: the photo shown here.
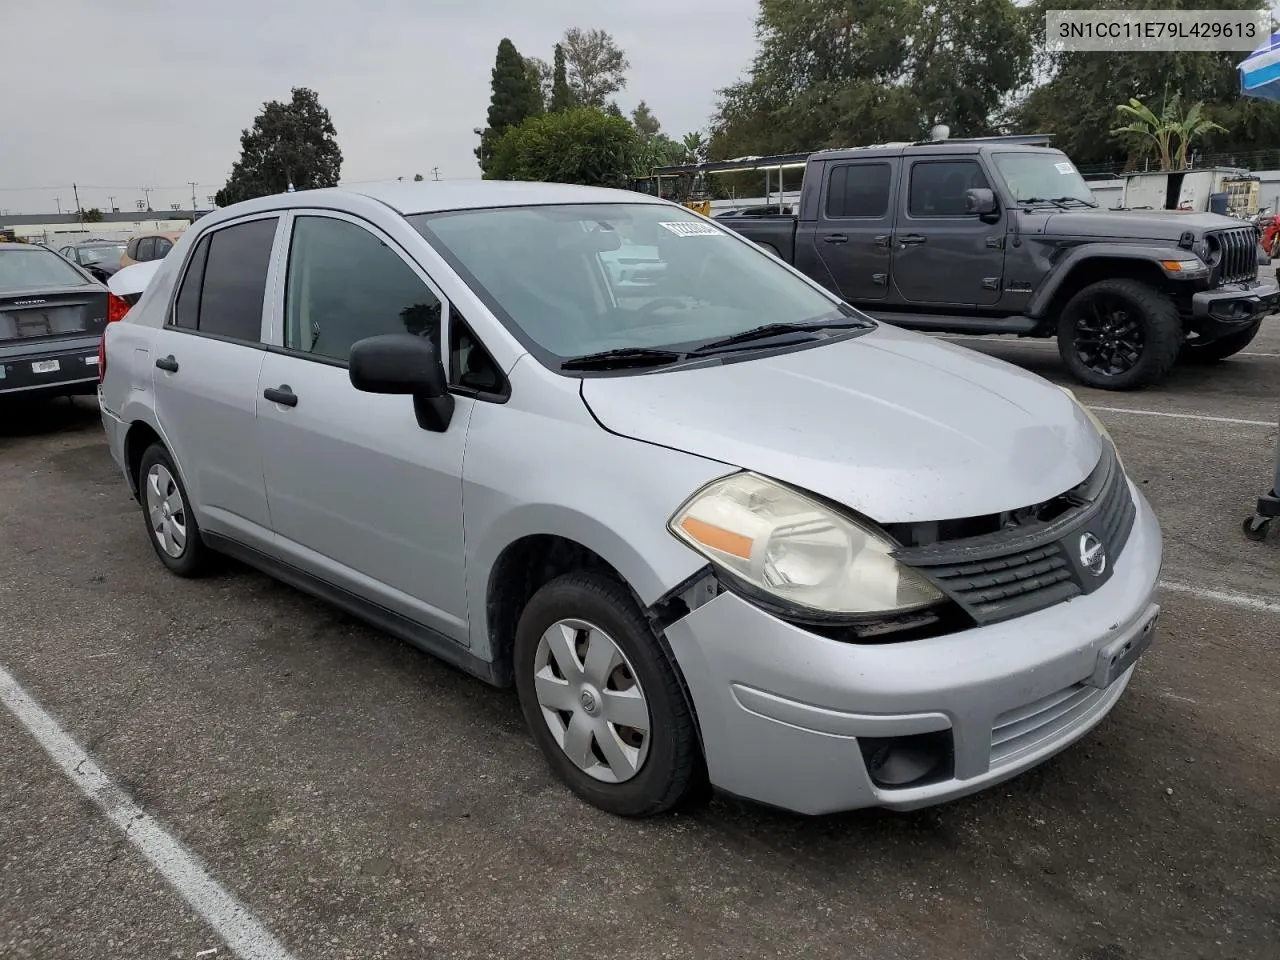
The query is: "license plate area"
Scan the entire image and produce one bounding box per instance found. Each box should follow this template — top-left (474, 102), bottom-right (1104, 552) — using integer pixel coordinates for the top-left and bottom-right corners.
top-left (1089, 607), bottom-right (1159, 689)
top-left (31, 359), bottom-right (61, 374)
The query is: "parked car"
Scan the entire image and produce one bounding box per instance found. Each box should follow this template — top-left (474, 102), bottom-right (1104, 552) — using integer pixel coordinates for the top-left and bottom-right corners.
top-left (1, 242), bottom-right (129, 397)
top-left (57, 240), bottom-right (129, 282)
top-left (119, 231), bottom-right (184, 269)
top-left (107, 259), bottom-right (162, 309)
top-left (98, 181), bottom-right (1162, 817)
top-left (720, 136), bottom-right (1278, 390)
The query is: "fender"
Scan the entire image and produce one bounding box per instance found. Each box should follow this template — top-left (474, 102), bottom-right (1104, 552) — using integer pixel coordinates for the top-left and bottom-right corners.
top-left (1026, 243), bottom-right (1184, 318)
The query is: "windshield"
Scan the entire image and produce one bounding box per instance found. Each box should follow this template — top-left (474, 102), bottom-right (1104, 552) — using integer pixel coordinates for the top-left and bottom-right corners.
top-left (0, 247), bottom-right (93, 292)
top-left (992, 152), bottom-right (1097, 206)
top-left (78, 244), bottom-right (125, 265)
top-left (411, 203), bottom-right (856, 366)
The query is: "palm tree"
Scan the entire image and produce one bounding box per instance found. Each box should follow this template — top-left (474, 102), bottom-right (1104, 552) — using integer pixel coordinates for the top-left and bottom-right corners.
top-left (1171, 101), bottom-right (1226, 170)
top-left (1112, 96), bottom-right (1226, 171)
top-left (681, 131), bottom-right (707, 165)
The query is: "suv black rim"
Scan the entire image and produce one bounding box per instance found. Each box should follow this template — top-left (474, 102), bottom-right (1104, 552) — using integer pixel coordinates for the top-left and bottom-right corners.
top-left (1074, 296), bottom-right (1144, 376)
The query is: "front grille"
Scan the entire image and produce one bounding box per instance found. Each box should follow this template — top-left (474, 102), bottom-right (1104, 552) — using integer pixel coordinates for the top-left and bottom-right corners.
top-left (894, 443), bottom-right (1136, 625)
top-left (990, 682), bottom-right (1106, 767)
top-left (1205, 227), bottom-right (1258, 285)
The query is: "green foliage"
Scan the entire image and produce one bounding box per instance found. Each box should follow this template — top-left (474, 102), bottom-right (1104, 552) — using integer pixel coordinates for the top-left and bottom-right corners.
top-left (216, 87), bottom-right (342, 206)
top-left (525, 56), bottom-right (551, 111)
top-left (413, 173), bottom-right (425, 181)
top-left (488, 107), bottom-right (638, 187)
top-left (477, 38), bottom-right (544, 175)
top-left (680, 132), bottom-right (708, 164)
top-left (710, 0), bottom-right (1032, 159)
top-left (631, 101), bottom-right (661, 137)
top-left (1111, 96), bottom-right (1228, 170)
top-left (550, 43), bottom-right (574, 112)
top-left (562, 28), bottom-right (630, 108)
top-left (82, 208), bottom-right (104, 222)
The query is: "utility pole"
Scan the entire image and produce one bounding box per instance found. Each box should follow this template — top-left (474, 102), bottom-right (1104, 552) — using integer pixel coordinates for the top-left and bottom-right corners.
top-left (432, 167), bottom-right (441, 181)
top-left (108, 195), bottom-right (117, 212)
top-left (55, 198), bottom-right (62, 215)
top-left (188, 181), bottom-right (198, 212)
top-left (72, 183), bottom-right (83, 223)
top-left (141, 186), bottom-right (153, 212)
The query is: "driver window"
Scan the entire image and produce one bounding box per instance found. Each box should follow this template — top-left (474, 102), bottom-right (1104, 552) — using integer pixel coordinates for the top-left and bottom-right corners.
top-left (909, 160), bottom-right (990, 218)
top-left (284, 215), bottom-right (443, 363)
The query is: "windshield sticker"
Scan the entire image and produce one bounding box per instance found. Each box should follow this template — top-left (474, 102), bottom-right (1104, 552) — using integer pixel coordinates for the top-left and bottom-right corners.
top-left (659, 221), bottom-right (722, 237)
top-left (1055, 162), bottom-right (1075, 175)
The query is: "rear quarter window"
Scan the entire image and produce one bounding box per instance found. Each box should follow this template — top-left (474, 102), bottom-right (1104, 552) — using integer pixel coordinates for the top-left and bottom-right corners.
top-left (194, 218), bottom-right (278, 342)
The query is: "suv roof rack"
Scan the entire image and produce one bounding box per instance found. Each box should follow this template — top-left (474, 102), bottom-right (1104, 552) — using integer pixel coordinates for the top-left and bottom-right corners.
top-left (909, 133), bottom-right (1054, 147)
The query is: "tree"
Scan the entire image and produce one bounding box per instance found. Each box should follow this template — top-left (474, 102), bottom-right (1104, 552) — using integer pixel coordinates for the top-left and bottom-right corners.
top-left (525, 56), bottom-right (552, 111)
top-left (488, 107), bottom-right (638, 187)
top-left (1112, 96), bottom-right (1227, 170)
top-left (631, 101), bottom-right (661, 138)
top-left (413, 173), bottom-right (425, 181)
top-left (549, 43), bottom-right (574, 112)
top-left (215, 87), bottom-right (342, 206)
top-left (681, 132), bottom-right (707, 164)
top-left (562, 28), bottom-right (630, 108)
top-left (476, 38), bottom-right (543, 174)
top-left (709, 0), bottom-right (1031, 159)
top-left (82, 208), bottom-right (104, 222)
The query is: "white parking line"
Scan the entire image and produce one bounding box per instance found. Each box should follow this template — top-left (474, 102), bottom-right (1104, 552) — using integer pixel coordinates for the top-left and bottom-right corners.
top-left (1160, 581), bottom-right (1280, 615)
top-left (1090, 406), bottom-right (1275, 427)
top-left (0, 666), bottom-right (296, 960)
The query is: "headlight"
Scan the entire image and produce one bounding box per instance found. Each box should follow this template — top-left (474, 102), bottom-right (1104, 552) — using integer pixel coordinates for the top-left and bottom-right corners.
top-left (668, 473), bottom-right (943, 617)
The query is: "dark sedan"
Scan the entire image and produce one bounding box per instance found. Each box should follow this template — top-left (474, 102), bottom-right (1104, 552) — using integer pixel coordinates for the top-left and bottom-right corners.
top-left (1, 243), bottom-right (124, 398)
top-left (56, 240), bottom-right (128, 282)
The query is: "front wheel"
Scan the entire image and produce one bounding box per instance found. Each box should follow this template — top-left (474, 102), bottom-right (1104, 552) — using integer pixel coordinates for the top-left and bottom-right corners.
top-left (1179, 321), bottom-right (1262, 364)
top-left (513, 572), bottom-right (705, 817)
top-left (1056, 278), bottom-right (1183, 390)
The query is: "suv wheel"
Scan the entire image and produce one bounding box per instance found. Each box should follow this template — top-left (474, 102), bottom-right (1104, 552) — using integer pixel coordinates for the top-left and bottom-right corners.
top-left (1179, 321), bottom-right (1262, 364)
top-left (1057, 278), bottom-right (1182, 390)
top-left (513, 571), bottom-right (705, 817)
top-left (137, 443), bottom-right (212, 577)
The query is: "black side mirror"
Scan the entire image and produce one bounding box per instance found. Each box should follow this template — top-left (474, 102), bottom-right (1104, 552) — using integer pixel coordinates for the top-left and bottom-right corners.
top-left (349, 333), bottom-right (453, 432)
top-left (965, 187), bottom-right (998, 216)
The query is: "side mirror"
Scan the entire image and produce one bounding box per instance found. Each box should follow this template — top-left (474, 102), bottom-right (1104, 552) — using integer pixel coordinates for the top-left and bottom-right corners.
top-left (349, 333), bottom-right (453, 432)
top-left (965, 188), bottom-right (998, 216)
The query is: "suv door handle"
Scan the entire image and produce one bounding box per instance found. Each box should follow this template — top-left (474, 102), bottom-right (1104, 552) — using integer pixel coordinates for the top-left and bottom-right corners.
top-left (897, 234), bottom-right (927, 246)
top-left (155, 355), bottom-right (179, 373)
top-left (263, 385), bottom-right (298, 408)
top-left (822, 234), bottom-right (848, 244)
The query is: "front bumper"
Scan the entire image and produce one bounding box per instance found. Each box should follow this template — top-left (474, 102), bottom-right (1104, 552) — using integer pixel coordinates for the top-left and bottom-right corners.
top-left (1191, 275), bottom-right (1279, 332)
top-left (664, 485), bottom-right (1163, 815)
top-left (0, 336), bottom-right (100, 395)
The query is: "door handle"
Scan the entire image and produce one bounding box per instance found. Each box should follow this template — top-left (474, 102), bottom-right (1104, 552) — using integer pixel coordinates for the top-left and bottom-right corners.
top-left (155, 355), bottom-right (179, 373)
top-left (263, 385), bottom-right (298, 408)
top-left (822, 234), bottom-right (849, 244)
top-left (897, 234), bottom-right (927, 246)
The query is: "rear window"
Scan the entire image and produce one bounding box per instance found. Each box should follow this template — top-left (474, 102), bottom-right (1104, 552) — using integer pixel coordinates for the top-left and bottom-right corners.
top-left (195, 218), bottom-right (278, 342)
top-left (825, 162), bottom-right (892, 219)
top-left (0, 247), bottom-right (93, 293)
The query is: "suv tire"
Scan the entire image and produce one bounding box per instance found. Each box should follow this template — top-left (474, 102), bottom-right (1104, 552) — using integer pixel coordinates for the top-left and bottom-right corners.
top-left (137, 443), bottom-right (213, 577)
top-left (1057, 278), bottom-right (1182, 390)
top-left (513, 571), bottom-right (706, 817)
top-left (1179, 321), bottom-right (1262, 364)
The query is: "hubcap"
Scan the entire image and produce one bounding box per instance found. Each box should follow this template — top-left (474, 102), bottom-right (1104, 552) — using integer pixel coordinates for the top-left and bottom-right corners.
top-left (532, 619), bottom-right (651, 783)
top-left (145, 464), bottom-right (188, 558)
top-left (1074, 296), bottom-right (1145, 376)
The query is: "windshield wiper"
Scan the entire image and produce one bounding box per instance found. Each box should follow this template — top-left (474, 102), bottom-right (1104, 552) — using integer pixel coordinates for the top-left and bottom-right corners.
top-left (690, 317), bottom-right (871, 354)
top-left (1020, 196), bottom-right (1070, 209)
top-left (1049, 196), bottom-right (1098, 208)
top-left (560, 347), bottom-right (687, 371)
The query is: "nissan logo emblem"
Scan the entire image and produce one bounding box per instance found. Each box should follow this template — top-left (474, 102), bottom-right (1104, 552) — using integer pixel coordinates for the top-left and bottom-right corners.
top-left (1079, 532), bottom-right (1107, 577)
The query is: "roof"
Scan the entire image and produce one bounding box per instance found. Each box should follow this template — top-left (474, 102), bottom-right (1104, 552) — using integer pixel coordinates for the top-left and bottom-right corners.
top-left (349, 179), bottom-right (662, 214)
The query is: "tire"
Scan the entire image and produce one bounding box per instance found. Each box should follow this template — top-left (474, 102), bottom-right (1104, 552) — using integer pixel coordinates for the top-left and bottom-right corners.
top-left (1056, 278), bottom-right (1182, 391)
top-left (1179, 321), bottom-right (1262, 364)
top-left (137, 443), bottom-right (212, 577)
top-left (513, 571), bottom-right (705, 817)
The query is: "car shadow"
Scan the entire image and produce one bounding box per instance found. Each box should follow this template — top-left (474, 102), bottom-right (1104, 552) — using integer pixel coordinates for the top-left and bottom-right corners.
top-left (0, 394), bottom-right (102, 441)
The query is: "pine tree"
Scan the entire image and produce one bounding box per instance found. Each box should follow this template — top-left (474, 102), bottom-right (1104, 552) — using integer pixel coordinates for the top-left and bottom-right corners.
top-left (550, 43), bottom-right (574, 112)
top-left (476, 38), bottom-right (543, 174)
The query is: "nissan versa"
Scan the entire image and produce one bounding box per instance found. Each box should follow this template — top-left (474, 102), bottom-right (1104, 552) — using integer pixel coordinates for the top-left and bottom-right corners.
top-left (97, 182), bottom-right (1162, 817)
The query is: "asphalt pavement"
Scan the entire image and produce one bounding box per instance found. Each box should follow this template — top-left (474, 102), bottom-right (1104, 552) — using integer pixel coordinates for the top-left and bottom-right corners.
top-left (1, 317), bottom-right (1277, 960)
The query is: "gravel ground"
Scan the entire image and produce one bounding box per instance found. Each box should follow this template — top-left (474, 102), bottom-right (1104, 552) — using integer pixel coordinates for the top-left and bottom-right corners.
top-left (1, 318), bottom-right (1277, 960)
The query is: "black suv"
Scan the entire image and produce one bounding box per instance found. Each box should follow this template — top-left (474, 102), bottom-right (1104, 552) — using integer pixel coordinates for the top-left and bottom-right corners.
top-left (720, 136), bottom-right (1278, 390)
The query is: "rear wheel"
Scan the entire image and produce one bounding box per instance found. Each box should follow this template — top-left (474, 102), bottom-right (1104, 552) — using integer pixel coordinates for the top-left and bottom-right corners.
top-left (1179, 322), bottom-right (1262, 364)
top-left (137, 443), bottom-right (212, 577)
top-left (513, 571), bottom-right (705, 817)
top-left (1056, 278), bottom-right (1182, 390)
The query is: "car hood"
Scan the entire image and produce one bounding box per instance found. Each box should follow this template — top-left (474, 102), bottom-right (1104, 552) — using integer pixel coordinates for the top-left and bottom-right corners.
top-left (1038, 208), bottom-right (1240, 242)
top-left (579, 325), bottom-right (1103, 523)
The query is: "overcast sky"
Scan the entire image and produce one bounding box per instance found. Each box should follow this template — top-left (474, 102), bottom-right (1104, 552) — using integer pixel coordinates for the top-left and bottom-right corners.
top-left (0, 0), bottom-right (759, 215)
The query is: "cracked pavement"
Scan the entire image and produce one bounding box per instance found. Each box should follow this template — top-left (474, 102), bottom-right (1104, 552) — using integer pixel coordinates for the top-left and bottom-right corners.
top-left (1, 318), bottom-right (1278, 959)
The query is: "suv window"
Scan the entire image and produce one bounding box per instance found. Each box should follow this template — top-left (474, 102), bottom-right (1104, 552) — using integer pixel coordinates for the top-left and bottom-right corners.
top-left (909, 160), bottom-right (990, 218)
top-left (126, 238), bottom-right (139, 260)
top-left (825, 162), bottom-right (891, 219)
top-left (136, 237), bottom-right (156, 261)
top-left (196, 217), bottom-right (278, 342)
top-left (154, 237), bottom-right (173, 258)
top-left (284, 215), bottom-right (442, 363)
top-left (172, 234), bottom-right (211, 330)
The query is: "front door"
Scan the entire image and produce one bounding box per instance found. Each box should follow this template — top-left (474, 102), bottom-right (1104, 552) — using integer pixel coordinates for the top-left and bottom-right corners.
top-left (811, 160), bottom-right (896, 302)
top-left (891, 157), bottom-right (1006, 307)
top-left (150, 215), bottom-right (280, 551)
top-left (256, 212), bottom-right (472, 642)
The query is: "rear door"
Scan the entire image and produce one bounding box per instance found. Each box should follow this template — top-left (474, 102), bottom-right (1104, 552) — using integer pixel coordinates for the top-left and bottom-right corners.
top-left (811, 160), bottom-right (896, 302)
top-left (892, 157), bottom-right (1006, 306)
top-left (151, 215), bottom-right (281, 552)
